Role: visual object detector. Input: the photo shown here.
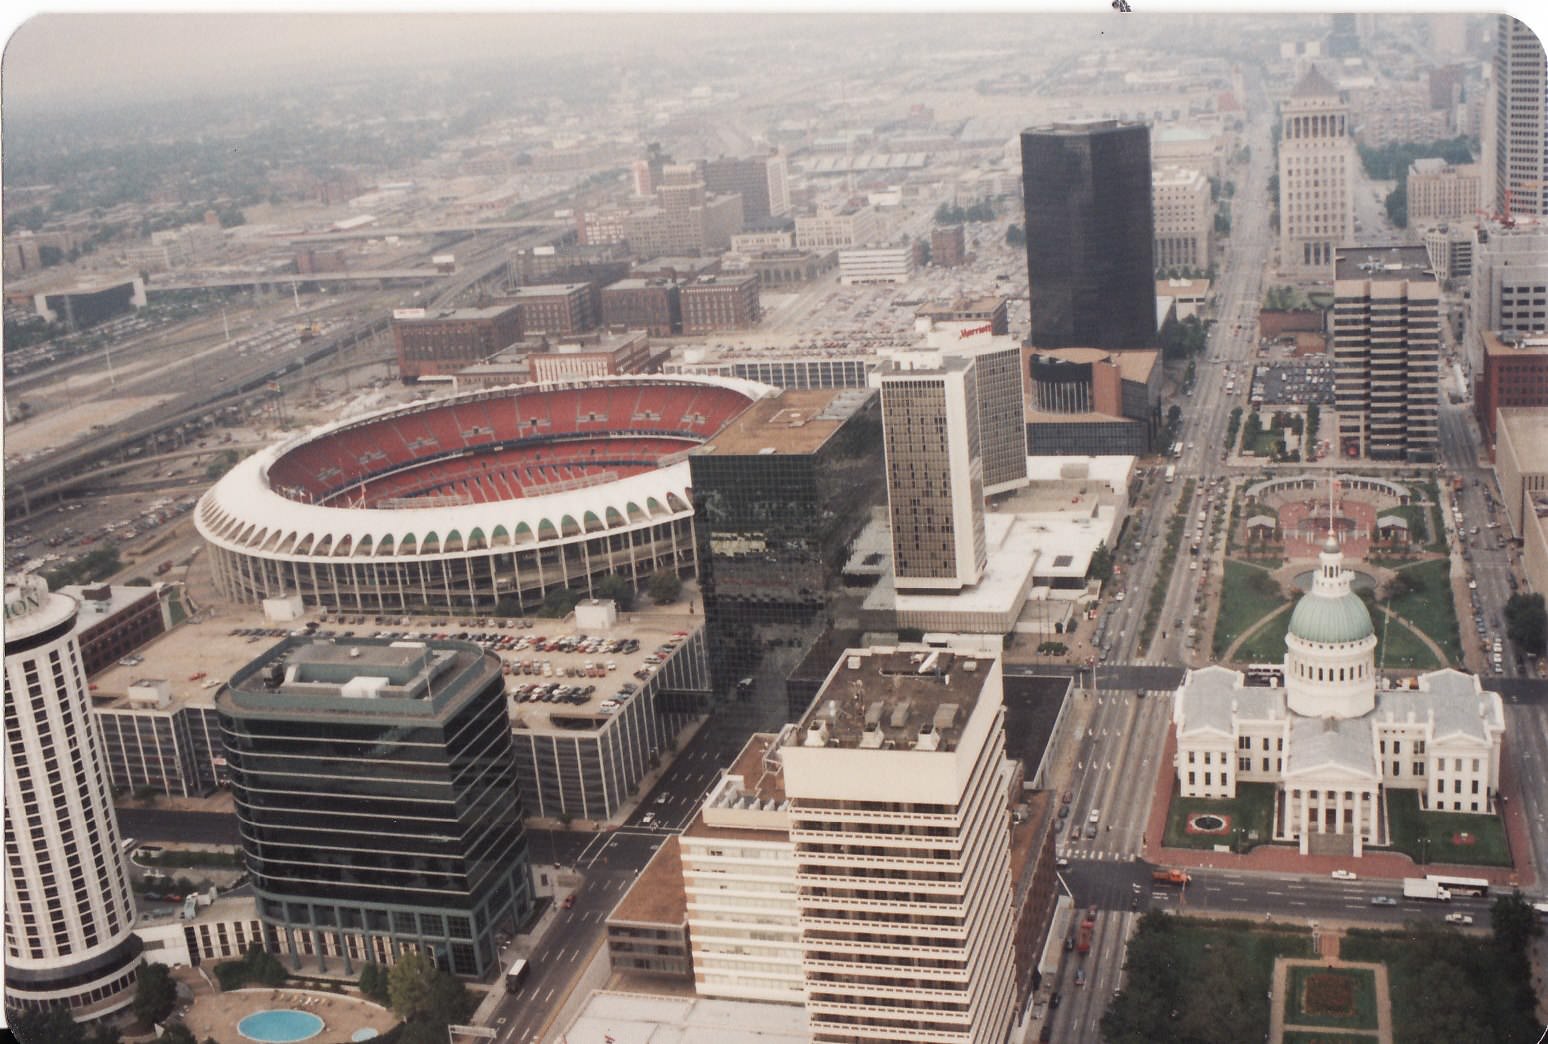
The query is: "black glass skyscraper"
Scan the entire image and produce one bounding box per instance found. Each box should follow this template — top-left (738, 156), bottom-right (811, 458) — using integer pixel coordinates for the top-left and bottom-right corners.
top-left (220, 638), bottom-right (532, 979)
top-left (1021, 121), bottom-right (1156, 350)
top-left (689, 389), bottom-right (883, 735)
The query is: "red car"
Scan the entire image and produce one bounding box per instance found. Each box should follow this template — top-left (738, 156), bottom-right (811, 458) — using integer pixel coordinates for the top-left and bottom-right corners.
top-left (561, 894), bottom-right (575, 910)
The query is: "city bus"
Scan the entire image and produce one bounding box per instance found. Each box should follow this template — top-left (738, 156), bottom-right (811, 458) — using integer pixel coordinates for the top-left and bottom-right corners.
top-left (505, 958), bottom-right (530, 991)
top-left (1165, 465), bottom-right (1177, 484)
top-left (1425, 874), bottom-right (1489, 898)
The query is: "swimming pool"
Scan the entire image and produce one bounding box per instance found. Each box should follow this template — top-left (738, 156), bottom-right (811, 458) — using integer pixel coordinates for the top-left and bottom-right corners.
top-left (236, 1009), bottom-right (325, 1043)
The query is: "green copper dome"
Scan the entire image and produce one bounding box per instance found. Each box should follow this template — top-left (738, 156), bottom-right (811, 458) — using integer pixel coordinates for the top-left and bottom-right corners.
top-left (1287, 590), bottom-right (1374, 645)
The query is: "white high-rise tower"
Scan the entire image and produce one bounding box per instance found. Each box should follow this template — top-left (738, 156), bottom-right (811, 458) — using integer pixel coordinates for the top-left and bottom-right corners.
top-left (1490, 15), bottom-right (1548, 218)
top-left (4, 575), bottom-right (142, 1019)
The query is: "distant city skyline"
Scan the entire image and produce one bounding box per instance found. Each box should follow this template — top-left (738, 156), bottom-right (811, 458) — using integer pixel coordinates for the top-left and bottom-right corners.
top-left (6, 8), bottom-right (1519, 115)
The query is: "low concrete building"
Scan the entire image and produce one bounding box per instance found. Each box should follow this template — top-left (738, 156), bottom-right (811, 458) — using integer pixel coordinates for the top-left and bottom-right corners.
top-left (509, 620), bottom-right (708, 823)
top-left (604, 836), bottom-right (691, 980)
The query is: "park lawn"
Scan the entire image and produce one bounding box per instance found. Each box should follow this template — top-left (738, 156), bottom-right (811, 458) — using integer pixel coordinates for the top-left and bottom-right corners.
top-left (1387, 559), bottom-right (1462, 664)
top-left (1383, 788), bottom-right (1512, 867)
top-left (1373, 612), bottom-right (1442, 670)
top-left (1163, 781), bottom-right (1278, 851)
top-left (1215, 560), bottom-right (1291, 657)
top-left (1285, 965), bottom-right (1379, 1030)
top-left (1282, 1033), bottom-right (1378, 1044)
top-left (1245, 428), bottom-right (1284, 457)
top-left (1235, 607), bottom-right (1293, 663)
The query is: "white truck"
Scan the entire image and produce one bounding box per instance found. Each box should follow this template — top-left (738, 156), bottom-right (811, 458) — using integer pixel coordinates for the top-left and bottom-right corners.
top-left (1402, 878), bottom-right (1451, 901)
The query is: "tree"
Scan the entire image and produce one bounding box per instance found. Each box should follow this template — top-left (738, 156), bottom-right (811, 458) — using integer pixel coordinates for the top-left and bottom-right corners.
top-left (646, 570), bottom-right (682, 605)
top-left (593, 573), bottom-right (635, 611)
top-left (1490, 890), bottom-right (1543, 954)
top-left (158, 1026), bottom-right (197, 1044)
top-left (359, 962), bottom-right (390, 1004)
top-left (6, 1005), bottom-right (86, 1044)
top-left (1504, 593), bottom-right (1546, 656)
top-left (538, 586), bottom-right (581, 619)
top-left (1005, 223), bottom-right (1025, 247)
top-left (387, 950), bottom-right (439, 1021)
top-left (133, 961), bottom-right (178, 1026)
top-left (1089, 541), bottom-right (1114, 582)
top-left (1385, 181), bottom-right (1408, 228)
top-left (424, 968), bottom-right (474, 1025)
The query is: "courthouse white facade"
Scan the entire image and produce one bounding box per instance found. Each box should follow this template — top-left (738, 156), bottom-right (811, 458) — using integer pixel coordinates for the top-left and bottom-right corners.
top-left (1173, 536), bottom-right (1505, 856)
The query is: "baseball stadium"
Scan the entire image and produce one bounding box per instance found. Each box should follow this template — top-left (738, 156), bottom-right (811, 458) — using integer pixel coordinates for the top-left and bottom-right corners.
top-left (196, 375), bottom-right (772, 612)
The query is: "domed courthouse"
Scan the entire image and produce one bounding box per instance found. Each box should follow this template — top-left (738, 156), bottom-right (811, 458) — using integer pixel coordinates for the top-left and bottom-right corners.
top-left (1172, 535), bottom-right (1504, 856)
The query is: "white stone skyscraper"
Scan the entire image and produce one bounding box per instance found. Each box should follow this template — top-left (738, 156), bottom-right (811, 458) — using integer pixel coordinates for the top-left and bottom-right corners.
top-left (4, 575), bottom-right (141, 1019)
top-left (1490, 15), bottom-right (1548, 218)
top-left (783, 643), bottom-right (1017, 1043)
top-left (1278, 66), bottom-right (1356, 277)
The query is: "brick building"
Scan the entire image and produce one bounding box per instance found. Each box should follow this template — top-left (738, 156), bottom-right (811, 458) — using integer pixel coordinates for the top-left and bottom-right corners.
top-left (510, 282), bottom-right (599, 337)
top-left (930, 224), bottom-right (967, 267)
top-left (600, 278), bottom-right (682, 336)
top-left (529, 330), bottom-right (654, 383)
top-left (1477, 331), bottom-right (1548, 445)
top-left (680, 275), bottom-right (761, 334)
top-left (391, 303), bottom-right (524, 381)
top-left (61, 584), bottom-right (172, 677)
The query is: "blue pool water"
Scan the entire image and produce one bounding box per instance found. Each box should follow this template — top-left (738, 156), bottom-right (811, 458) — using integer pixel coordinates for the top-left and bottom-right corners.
top-left (236, 1009), bottom-right (325, 1043)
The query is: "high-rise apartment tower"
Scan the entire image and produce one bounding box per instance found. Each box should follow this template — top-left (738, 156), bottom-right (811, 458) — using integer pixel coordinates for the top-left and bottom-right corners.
top-left (4, 576), bottom-right (142, 1019)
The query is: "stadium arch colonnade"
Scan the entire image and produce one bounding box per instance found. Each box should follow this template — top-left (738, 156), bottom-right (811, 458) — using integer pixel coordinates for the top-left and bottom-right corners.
top-left (196, 375), bottom-right (774, 614)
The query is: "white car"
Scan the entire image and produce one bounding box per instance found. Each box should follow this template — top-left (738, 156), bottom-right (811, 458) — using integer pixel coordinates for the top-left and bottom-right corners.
top-left (1330, 870), bottom-right (1358, 880)
top-left (1444, 913), bottom-right (1474, 926)
top-left (640, 812), bottom-right (657, 827)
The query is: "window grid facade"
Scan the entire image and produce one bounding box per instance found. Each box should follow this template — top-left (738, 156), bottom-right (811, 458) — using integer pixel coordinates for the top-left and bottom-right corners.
top-left (1279, 69), bottom-right (1356, 277)
top-left (4, 579), bottom-right (142, 1020)
top-left (882, 367), bottom-right (987, 590)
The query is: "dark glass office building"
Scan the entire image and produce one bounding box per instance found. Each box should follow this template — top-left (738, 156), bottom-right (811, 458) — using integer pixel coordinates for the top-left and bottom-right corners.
top-left (1021, 121), bottom-right (1157, 350)
top-left (219, 638), bottom-right (532, 980)
top-left (689, 388), bottom-right (883, 734)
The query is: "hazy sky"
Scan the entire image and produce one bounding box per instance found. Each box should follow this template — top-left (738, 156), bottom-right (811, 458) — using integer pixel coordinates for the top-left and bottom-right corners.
top-left (4, 6), bottom-right (1533, 116)
top-left (1, 12), bottom-right (729, 113)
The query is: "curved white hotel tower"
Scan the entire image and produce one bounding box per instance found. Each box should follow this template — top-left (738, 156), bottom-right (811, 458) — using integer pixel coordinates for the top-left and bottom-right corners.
top-left (4, 575), bottom-right (141, 1019)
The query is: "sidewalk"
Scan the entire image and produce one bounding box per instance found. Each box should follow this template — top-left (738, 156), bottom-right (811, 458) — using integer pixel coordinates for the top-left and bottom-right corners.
top-left (1143, 723), bottom-right (1535, 887)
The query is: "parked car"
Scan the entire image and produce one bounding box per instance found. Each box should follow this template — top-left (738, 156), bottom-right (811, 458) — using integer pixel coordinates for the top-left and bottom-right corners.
top-left (1330, 870), bottom-right (1357, 880)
